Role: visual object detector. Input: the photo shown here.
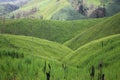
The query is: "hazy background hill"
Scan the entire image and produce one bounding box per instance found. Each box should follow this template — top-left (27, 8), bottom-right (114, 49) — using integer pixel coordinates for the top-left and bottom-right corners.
top-left (0, 0), bottom-right (120, 20)
top-left (0, 0), bottom-right (17, 2)
top-left (0, 0), bottom-right (29, 16)
top-left (0, 0), bottom-right (29, 3)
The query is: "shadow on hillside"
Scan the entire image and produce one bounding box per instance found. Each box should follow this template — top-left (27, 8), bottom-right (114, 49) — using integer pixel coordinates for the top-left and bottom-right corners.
top-left (90, 7), bottom-right (106, 18)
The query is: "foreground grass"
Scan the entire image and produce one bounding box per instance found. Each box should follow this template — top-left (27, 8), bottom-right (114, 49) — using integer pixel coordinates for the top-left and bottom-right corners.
top-left (0, 34), bottom-right (75, 80)
top-left (64, 34), bottom-right (120, 80)
top-left (0, 34), bottom-right (72, 61)
top-left (0, 34), bottom-right (120, 80)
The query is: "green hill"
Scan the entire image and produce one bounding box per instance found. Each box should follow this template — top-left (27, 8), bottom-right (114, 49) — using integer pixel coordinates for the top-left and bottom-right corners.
top-left (0, 34), bottom-right (74, 80)
top-left (51, 6), bottom-right (87, 20)
top-left (10, 0), bottom-right (120, 20)
top-left (0, 18), bottom-right (102, 43)
top-left (11, 0), bottom-right (71, 19)
top-left (0, 34), bottom-right (72, 60)
top-left (10, 0), bottom-right (87, 20)
top-left (0, 13), bottom-right (120, 80)
top-left (64, 34), bottom-right (120, 80)
top-left (64, 12), bottom-right (120, 50)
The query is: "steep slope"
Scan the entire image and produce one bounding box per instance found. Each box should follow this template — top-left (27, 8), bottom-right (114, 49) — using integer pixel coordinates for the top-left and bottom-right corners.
top-left (70, 0), bottom-right (120, 18)
top-left (64, 12), bottom-right (120, 50)
top-left (64, 34), bottom-right (120, 80)
top-left (1, 0), bottom-right (120, 19)
top-left (51, 0), bottom-right (120, 20)
top-left (0, 34), bottom-right (72, 60)
top-left (11, 0), bottom-right (70, 19)
top-left (51, 6), bottom-right (87, 20)
top-left (0, 18), bottom-right (102, 43)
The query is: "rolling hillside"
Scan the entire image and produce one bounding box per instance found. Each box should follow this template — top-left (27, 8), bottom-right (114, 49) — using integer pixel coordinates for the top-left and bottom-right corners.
top-left (64, 12), bottom-right (120, 50)
top-left (0, 18), bottom-right (103, 43)
top-left (0, 34), bottom-right (72, 60)
top-left (64, 34), bottom-right (120, 80)
top-left (0, 12), bottom-right (120, 80)
top-left (0, 34), bottom-right (74, 80)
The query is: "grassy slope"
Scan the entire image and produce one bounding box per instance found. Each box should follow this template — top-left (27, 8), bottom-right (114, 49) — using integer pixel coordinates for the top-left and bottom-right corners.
top-left (64, 12), bottom-right (120, 50)
top-left (0, 34), bottom-right (72, 61)
top-left (0, 13), bottom-right (120, 80)
top-left (0, 34), bottom-right (75, 80)
top-left (0, 33), bottom-right (120, 80)
top-left (0, 18), bottom-right (102, 43)
top-left (64, 34), bottom-right (120, 80)
top-left (51, 6), bottom-right (87, 20)
top-left (12, 0), bottom-right (100, 19)
top-left (12, 0), bottom-right (70, 19)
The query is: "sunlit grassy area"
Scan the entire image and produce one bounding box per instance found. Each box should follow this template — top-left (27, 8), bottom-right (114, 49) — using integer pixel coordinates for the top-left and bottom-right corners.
top-left (64, 12), bottom-right (120, 50)
top-left (0, 34), bottom-right (72, 60)
top-left (0, 18), bottom-right (103, 43)
top-left (0, 12), bottom-right (120, 80)
top-left (64, 34), bottom-right (120, 80)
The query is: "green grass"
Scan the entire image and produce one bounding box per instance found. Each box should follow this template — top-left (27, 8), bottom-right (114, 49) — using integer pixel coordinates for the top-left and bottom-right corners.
top-left (0, 18), bottom-right (103, 44)
top-left (0, 34), bottom-right (75, 80)
top-left (0, 12), bottom-right (120, 80)
top-left (51, 6), bottom-right (87, 20)
top-left (0, 33), bottom-right (120, 80)
top-left (0, 34), bottom-right (72, 61)
top-left (12, 0), bottom-right (70, 19)
top-left (64, 34), bottom-right (120, 80)
top-left (64, 12), bottom-right (120, 50)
